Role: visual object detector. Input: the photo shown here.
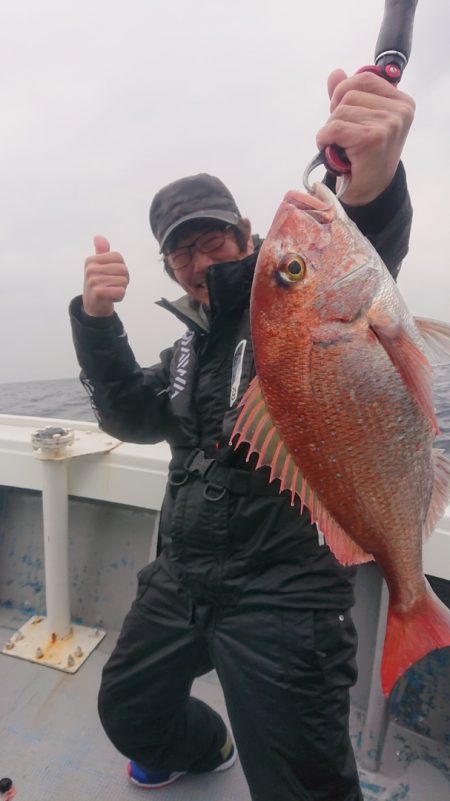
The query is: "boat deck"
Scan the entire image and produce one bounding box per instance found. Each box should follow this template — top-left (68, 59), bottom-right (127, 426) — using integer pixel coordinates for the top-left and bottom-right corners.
top-left (2, 604), bottom-right (450, 801)
top-left (1, 416), bottom-right (449, 800)
top-left (0, 607), bottom-right (251, 801)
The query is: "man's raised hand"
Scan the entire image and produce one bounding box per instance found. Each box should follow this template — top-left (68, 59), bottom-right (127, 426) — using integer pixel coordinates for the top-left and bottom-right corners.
top-left (83, 236), bottom-right (130, 317)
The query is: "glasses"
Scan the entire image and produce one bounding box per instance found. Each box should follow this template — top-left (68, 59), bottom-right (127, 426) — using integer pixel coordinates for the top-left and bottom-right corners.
top-left (167, 226), bottom-right (232, 271)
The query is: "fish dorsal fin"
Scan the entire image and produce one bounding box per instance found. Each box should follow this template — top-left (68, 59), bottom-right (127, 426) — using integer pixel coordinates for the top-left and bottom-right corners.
top-left (231, 376), bottom-right (374, 566)
top-left (368, 311), bottom-right (439, 434)
top-left (424, 450), bottom-right (450, 540)
top-left (414, 317), bottom-right (450, 364)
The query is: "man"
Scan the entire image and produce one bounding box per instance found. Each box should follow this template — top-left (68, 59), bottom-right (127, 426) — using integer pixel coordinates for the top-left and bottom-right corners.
top-left (70, 69), bottom-right (415, 800)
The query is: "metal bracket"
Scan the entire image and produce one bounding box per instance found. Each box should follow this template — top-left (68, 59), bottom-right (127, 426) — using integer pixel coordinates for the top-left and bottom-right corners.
top-left (2, 616), bottom-right (106, 674)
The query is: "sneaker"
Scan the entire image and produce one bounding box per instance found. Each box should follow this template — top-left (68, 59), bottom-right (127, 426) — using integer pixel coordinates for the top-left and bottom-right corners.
top-left (127, 762), bottom-right (186, 789)
top-left (128, 731), bottom-right (236, 789)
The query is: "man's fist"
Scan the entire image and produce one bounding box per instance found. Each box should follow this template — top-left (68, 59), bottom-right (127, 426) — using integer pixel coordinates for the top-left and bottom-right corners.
top-left (316, 69), bottom-right (415, 205)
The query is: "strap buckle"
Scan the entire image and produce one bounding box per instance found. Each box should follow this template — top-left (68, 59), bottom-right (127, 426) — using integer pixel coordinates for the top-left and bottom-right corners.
top-left (184, 449), bottom-right (216, 480)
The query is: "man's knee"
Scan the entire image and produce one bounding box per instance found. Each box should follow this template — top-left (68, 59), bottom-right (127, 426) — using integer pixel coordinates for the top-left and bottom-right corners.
top-left (98, 678), bottom-right (173, 764)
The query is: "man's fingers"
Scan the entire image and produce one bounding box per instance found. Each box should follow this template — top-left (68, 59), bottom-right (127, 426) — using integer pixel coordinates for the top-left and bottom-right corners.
top-left (94, 235), bottom-right (110, 255)
top-left (329, 70), bottom-right (398, 112)
top-left (317, 119), bottom-right (380, 154)
top-left (327, 68), bottom-right (347, 102)
top-left (85, 257), bottom-right (127, 273)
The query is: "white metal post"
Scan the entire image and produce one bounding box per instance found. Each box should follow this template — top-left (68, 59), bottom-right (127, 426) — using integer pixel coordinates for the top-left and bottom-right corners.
top-left (1, 424), bottom-right (119, 672)
top-left (41, 458), bottom-right (71, 639)
top-left (359, 580), bottom-right (390, 771)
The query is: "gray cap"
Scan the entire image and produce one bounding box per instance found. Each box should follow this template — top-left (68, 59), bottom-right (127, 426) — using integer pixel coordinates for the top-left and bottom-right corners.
top-left (149, 173), bottom-right (242, 251)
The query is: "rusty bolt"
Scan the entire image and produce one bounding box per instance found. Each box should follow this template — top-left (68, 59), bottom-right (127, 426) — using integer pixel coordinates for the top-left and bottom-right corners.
top-left (74, 646), bottom-right (83, 658)
top-left (67, 654), bottom-right (75, 667)
top-left (35, 647), bottom-right (44, 658)
top-left (4, 641), bottom-right (15, 650)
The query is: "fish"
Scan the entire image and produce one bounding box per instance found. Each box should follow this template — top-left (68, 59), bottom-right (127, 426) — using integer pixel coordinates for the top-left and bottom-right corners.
top-left (231, 182), bottom-right (450, 696)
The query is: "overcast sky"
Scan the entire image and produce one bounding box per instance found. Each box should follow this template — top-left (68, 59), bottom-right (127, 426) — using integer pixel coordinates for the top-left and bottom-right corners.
top-left (1, 0), bottom-right (449, 383)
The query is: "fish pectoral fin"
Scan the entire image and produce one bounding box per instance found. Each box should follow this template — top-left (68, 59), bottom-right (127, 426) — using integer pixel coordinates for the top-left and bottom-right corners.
top-left (230, 376), bottom-right (373, 566)
top-left (368, 310), bottom-right (439, 434)
top-left (414, 317), bottom-right (450, 363)
top-left (424, 450), bottom-right (450, 539)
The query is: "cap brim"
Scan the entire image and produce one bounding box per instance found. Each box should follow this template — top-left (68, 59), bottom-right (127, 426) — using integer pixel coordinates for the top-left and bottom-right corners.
top-left (160, 209), bottom-right (241, 252)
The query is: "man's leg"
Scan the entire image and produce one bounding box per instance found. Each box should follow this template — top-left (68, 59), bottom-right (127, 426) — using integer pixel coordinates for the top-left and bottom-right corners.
top-left (212, 603), bottom-right (363, 801)
top-left (98, 556), bottom-right (228, 773)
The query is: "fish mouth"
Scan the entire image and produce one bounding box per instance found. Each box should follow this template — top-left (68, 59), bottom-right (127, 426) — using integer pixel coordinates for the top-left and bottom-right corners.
top-left (285, 193), bottom-right (335, 223)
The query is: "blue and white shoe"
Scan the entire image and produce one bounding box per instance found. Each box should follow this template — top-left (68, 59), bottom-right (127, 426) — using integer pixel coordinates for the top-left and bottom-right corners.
top-left (128, 731), bottom-right (236, 789)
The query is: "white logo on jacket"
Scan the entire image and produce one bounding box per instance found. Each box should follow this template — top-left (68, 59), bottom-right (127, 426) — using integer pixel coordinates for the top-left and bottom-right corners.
top-left (170, 330), bottom-right (194, 399)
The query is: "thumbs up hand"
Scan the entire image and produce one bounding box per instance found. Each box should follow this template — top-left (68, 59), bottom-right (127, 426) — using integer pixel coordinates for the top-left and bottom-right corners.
top-left (82, 236), bottom-right (130, 317)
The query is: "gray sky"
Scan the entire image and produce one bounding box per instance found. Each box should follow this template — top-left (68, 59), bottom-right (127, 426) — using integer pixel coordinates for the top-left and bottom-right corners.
top-left (1, 0), bottom-right (449, 383)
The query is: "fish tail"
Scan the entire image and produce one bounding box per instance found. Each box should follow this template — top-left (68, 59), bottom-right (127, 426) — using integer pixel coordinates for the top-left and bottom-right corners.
top-left (381, 581), bottom-right (450, 696)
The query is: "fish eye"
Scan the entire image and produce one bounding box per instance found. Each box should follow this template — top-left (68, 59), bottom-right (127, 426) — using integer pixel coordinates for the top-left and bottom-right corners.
top-left (278, 254), bottom-right (306, 283)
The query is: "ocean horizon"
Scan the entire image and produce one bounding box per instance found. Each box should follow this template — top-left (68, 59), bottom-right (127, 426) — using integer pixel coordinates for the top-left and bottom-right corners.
top-left (0, 367), bottom-right (449, 456)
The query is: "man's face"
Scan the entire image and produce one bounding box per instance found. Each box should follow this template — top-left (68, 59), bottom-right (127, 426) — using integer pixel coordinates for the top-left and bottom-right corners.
top-left (165, 223), bottom-right (253, 306)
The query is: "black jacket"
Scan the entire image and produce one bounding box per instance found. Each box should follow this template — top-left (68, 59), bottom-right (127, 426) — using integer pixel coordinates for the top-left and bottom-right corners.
top-left (70, 166), bottom-right (412, 609)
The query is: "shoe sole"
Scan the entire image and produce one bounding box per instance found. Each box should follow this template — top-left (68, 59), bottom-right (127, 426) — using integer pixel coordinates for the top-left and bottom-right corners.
top-left (212, 746), bottom-right (237, 773)
top-left (127, 763), bottom-right (186, 789)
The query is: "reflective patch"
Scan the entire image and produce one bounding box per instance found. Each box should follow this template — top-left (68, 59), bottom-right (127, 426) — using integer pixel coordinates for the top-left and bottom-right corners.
top-left (170, 330), bottom-right (194, 399)
top-left (229, 339), bottom-right (247, 407)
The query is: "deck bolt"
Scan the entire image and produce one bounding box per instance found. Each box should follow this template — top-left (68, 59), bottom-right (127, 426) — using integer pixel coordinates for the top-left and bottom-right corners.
top-left (4, 641), bottom-right (15, 650)
top-left (12, 632), bottom-right (24, 642)
top-left (35, 647), bottom-right (44, 658)
top-left (74, 646), bottom-right (83, 658)
top-left (67, 654), bottom-right (75, 667)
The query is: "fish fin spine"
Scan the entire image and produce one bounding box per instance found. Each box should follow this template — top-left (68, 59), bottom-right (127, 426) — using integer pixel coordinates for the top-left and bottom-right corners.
top-left (231, 376), bottom-right (374, 566)
top-left (414, 317), bottom-right (450, 363)
top-left (311, 499), bottom-right (373, 565)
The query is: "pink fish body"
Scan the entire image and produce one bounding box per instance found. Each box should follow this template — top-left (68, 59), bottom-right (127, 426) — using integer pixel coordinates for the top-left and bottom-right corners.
top-left (232, 182), bottom-right (450, 695)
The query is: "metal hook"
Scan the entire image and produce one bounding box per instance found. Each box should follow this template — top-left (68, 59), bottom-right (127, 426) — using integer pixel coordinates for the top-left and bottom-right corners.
top-left (302, 152), bottom-right (325, 194)
top-left (303, 152), bottom-right (351, 200)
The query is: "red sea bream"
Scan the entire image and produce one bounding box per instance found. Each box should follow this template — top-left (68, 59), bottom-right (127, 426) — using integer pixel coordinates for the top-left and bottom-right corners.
top-left (232, 182), bottom-right (450, 695)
